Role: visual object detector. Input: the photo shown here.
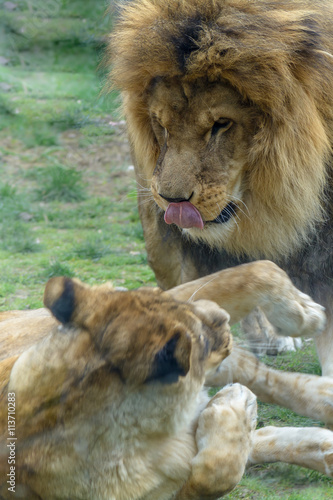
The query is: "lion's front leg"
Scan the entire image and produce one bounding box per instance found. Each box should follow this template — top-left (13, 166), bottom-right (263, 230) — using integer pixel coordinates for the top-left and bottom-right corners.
top-left (170, 260), bottom-right (326, 339)
top-left (174, 384), bottom-right (257, 500)
top-left (137, 199), bottom-right (184, 289)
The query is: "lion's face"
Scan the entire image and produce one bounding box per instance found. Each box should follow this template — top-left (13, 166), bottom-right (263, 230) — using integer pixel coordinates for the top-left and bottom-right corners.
top-left (111, 0), bottom-right (332, 259)
top-left (149, 77), bottom-right (255, 246)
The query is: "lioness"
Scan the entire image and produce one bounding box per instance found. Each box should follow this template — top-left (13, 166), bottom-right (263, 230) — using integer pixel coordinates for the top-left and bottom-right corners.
top-left (109, 0), bottom-right (333, 372)
top-left (0, 262), bottom-right (332, 500)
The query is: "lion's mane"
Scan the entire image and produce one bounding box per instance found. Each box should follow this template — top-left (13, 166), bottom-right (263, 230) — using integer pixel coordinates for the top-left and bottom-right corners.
top-left (109, 0), bottom-right (333, 258)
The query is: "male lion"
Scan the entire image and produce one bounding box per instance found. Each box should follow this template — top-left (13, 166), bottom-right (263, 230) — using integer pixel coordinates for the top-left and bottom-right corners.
top-left (109, 0), bottom-right (333, 373)
top-left (0, 263), bottom-right (331, 500)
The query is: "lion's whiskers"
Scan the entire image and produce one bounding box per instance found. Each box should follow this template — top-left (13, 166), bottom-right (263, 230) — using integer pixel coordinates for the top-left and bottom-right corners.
top-left (136, 192), bottom-right (155, 198)
top-left (128, 190), bottom-right (154, 205)
top-left (223, 202), bottom-right (241, 222)
top-left (136, 182), bottom-right (156, 210)
top-left (136, 172), bottom-right (153, 183)
top-left (186, 274), bottom-right (221, 303)
top-left (228, 195), bottom-right (250, 214)
top-left (215, 203), bottom-right (240, 231)
top-left (138, 200), bottom-right (155, 209)
top-left (136, 184), bottom-right (155, 205)
top-left (225, 194), bottom-right (251, 221)
top-left (127, 190), bottom-right (139, 199)
top-left (314, 49), bottom-right (333, 60)
top-left (136, 181), bottom-right (152, 191)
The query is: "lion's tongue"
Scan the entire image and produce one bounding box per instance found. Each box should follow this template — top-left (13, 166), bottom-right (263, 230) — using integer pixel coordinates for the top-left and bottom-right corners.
top-left (164, 202), bottom-right (204, 229)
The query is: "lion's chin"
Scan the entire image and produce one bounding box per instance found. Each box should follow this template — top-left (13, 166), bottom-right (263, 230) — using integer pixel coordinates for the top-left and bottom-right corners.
top-left (183, 218), bottom-right (237, 249)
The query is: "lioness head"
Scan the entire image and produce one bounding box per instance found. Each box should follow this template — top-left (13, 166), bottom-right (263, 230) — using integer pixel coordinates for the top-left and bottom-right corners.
top-left (110, 0), bottom-right (333, 258)
top-left (0, 278), bottom-right (231, 498)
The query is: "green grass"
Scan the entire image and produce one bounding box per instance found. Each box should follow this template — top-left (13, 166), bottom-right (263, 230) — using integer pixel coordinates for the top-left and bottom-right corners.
top-left (225, 468), bottom-right (333, 499)
top-left (41, 259), bottom-right (76, 279)
top-left (0, 184), bottom-right (153, 309)
top-left (72, 235), bottom-right (113, 260)
top-left (0, 1), bottom-right (332, 498)
top-left (0, 0), bottom-right (153, 309)
top-left (33, 164), bottom-right (86, 201)
top-left (0, 0), bottom-right (115, 147)
top-left (0, 182), bottom-right (41, 253)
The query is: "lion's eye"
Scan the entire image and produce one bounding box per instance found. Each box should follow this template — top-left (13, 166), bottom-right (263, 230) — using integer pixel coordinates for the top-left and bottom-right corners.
top-left (152, 115), bottom-right (164, 129)
top-left (211, 119), bottom-right (233, 136)
top-left (152, 115), bottom-right (168, 142)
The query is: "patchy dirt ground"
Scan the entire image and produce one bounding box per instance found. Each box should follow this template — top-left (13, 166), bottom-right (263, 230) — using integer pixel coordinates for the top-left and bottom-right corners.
top-left (1, 121), bottom-right (134, 199)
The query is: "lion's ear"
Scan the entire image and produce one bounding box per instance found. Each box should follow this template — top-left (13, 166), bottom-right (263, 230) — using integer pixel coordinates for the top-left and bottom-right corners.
top-left (44, 277), bottom-right (76, 324)
top-left (146, 332), bottom-right (192, 384)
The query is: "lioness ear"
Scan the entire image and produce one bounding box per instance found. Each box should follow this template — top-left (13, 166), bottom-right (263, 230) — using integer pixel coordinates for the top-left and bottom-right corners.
top-left (44, 277), bottom-right (75, 324)
top-left (146, 332), bottom-right (192, 384)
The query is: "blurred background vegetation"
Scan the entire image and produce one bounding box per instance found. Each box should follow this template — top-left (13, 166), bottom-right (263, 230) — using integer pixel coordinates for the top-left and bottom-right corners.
top-left (0, 0), bottom-right (155, 312)
top-left (0, 1), bottom-right (332, 498)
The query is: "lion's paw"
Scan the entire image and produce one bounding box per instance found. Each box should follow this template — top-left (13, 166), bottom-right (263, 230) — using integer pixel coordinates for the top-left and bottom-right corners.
top-left (265, 291), bottom-right (326, 338)
top-left (295, 291), bottom-right (326, 337)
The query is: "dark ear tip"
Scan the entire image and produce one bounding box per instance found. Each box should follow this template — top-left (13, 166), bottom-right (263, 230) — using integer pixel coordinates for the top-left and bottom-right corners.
top-left (44, 277), bottom-right (75, 325)
top-left (146, 332), bottom-right (192, 384)
top-left (43, 277), bottom-right (67, 309)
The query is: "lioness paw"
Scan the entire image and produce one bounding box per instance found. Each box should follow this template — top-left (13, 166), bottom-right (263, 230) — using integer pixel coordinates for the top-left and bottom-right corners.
top-left (207, 383), bottom-right (257, 434)
top-left (180, 384), bottom-right (257, 499)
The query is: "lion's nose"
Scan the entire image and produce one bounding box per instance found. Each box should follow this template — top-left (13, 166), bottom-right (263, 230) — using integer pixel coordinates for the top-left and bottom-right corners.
top-left (159, 192), bottom-right (194, 204)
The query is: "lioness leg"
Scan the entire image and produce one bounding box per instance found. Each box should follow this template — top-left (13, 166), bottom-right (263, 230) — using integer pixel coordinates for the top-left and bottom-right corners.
top-left (248, 426), bottom-right (333, 477)
top-left (205, 347), bottom-right (333, 427)
top-left (314, 316), bottom-right (333, 377)
top-left (169, 261), bottom-right (325, 338)
top-left (175, 384), bottom-right (257, 500)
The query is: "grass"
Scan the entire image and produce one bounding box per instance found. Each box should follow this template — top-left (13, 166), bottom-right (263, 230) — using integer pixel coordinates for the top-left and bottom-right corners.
top-left (33, 164), bottom-right (87, 201)
top-left (72, 235), bottom-right (112, 260)
top-left (0, 184), bottom-right (152, 309)
top-left (0, 0), bottom-right (154, 310)
top-left (0, 0), bottom-right (116, 147)
top-left (0, 1), bottom-right (332, 498)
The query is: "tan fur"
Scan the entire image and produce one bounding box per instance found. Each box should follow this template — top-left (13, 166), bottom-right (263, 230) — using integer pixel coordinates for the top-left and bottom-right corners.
top-left (0, 262), bottom-right (332, 499)
top-left (108, 1), bottom-right (333, 470)
top-left (109, 0), bottom-right (333, 259)
top-left (108, 0), bottom-right (333, 371)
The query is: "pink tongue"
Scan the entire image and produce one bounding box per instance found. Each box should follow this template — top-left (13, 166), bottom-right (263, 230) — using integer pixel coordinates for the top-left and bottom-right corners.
top-left (164, 202), bottom-right (204, 229)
